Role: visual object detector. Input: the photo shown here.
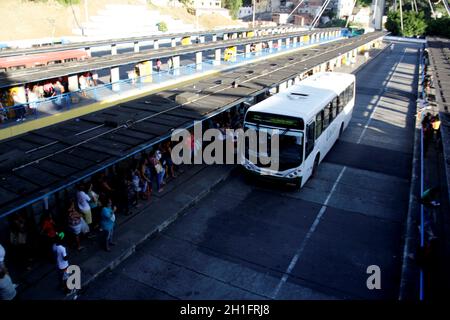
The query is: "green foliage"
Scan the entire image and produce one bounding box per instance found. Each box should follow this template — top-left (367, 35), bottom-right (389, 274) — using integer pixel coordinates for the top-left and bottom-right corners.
top-left (157, 21), bottom-right (168, 32)
top-left (427, 17), bottom-right (450, 38)
top-left (356, 0), bottom-right (372, 7)
top-left (324, 18), bottom-right (347, 28)
top-left (178, 0), bottom-right (191, 6)
top-left (27, 0), bottom-right (80, 4)
top-left (385, 10), bottom-right (427, 37)
top-left (56, 0), bottom-right (80, 5)
top-left (223, 0), bottom-right (243, 20)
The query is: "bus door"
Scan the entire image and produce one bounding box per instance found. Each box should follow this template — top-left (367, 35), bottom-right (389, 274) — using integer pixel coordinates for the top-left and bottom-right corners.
top-left (305, 121), bottom-right (315, 160)
top-left (304, 120), bottom-right (316, 176)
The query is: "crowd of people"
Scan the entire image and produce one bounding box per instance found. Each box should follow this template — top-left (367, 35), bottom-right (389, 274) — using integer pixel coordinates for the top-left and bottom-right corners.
top-left (0, 97), bottom-right (247, 298)
top-left (416, 46), bottom-right (444, 297)
top-left (0, 72), bottom-right (98, 124)
top-left (0, 138), bottom-right (181, 297)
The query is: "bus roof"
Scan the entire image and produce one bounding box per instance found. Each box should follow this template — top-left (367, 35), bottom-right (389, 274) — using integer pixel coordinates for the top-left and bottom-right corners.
top-left (247, 72), bottom-right (355, 122)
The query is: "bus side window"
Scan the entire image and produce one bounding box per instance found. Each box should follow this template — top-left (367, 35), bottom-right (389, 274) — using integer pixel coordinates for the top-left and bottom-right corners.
top-left (338, 92), bottom-right (345, 113)
top-left (305, 122), bottom-right (315, 159)
top-left (333, 97), bottom-right (339, 115)
top-left (348, 83), bottom-right (354, 101)
top-left (315, 112), bottom-right (323, 138)
top-left (323, 106), bottom-right (330, 130)
top-left (330, 100), bottom-right (337, 123)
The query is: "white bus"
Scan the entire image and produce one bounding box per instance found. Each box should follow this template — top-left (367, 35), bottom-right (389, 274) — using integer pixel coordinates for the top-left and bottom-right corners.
top-left (242, 72), bottom-right (356, 188)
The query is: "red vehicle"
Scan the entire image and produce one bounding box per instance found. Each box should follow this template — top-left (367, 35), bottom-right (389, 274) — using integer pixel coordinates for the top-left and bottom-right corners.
top-left (0, 49), bottom-right (89, 72)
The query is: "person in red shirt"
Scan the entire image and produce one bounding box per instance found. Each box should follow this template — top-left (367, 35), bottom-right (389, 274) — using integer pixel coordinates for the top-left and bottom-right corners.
top-left (40, 210), bottom-right (57, 261)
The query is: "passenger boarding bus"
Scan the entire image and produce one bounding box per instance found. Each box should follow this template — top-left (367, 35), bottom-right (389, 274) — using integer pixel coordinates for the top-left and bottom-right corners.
top-left (242, 72), bottom-right (355, 188)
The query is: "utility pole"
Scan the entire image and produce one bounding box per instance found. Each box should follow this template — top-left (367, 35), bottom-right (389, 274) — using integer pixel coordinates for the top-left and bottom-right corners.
top-left (310, 0), bottom-right (332, 30)
top-left (286, 0), bottom-right (306, 21)
top-left (399, 0), bottom-right (404, 34)
top-left (427, 0), bottom-right (436, 18)
top-left (443, 0), bottom-right (450, 17)
top-left (252, 0), bottom-right (256, 28)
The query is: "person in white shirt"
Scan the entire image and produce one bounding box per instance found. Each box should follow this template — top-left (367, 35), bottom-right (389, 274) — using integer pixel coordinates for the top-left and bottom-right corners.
top-left (0, 243), bottom-right (5, 268)
top-left (77, 184), bottom-right (92, 226)
top-left (0, 266), bottom-right (17, 300)
top-left (52, 233), bottom-right (70, 293)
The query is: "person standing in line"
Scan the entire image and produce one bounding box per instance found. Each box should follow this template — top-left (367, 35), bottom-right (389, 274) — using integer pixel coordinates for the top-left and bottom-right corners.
top-left (100, 199), bottom-right (117, 252)
top-left (52, 233), bottom-right (70, 294)
top-left (77, 184), bottom-right (93, 229)
top-left (0, 243), bottom-right (5, 268)
top-left (0, 265), bottom-right (17, 300)
top-left (156, 59), bottom-right (162, 72)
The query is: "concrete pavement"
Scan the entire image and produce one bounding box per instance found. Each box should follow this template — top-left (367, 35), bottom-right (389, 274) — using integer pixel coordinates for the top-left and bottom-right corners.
top-left (79, 42), bottom-right (421, 300)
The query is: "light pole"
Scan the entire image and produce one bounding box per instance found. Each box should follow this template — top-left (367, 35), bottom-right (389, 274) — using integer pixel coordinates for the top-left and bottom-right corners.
top-left (252, 0), bottom-right (256, 28)
top-left (399, 0), bottom-right (404, 34)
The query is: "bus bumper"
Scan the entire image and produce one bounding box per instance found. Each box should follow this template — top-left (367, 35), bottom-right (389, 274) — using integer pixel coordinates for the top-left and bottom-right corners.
top-left (240, 165), bottom-right (302, 187)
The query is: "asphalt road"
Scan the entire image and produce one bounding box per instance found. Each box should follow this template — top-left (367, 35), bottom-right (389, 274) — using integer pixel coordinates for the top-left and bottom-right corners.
top-left (80, 41), bottom-right (420, 300)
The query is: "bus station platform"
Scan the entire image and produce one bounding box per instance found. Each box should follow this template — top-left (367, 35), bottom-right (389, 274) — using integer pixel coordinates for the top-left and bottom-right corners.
top-left (0, 25), bottom-right (302, 58)
top-left (8, 39), bottom-right (391, 300)
top-left (0, 31), bottom-right (386, 221)
top-left (0, 28), bottom-right (343, 140)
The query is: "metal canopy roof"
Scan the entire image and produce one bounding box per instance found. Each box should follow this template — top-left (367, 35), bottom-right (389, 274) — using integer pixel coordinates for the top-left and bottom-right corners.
top-left (0, 31), bottom-right (386, 218)
top-left (0, 28), bottom-right (341, 88)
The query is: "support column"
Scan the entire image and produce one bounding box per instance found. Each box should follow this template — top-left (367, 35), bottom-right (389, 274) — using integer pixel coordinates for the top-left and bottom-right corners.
top-left (277, 38), bottom-right (282, 49)
top-left (293, 37), bottom-right (297, 46)
top-left (285, 37), bottom-right (290, 47)
top-left (110, 67), bottom-right (120, 91)
top-left (171, 38), bottom-right (176, 47)
top-left (199, 35), bottom-right (205, 43)
top-left (68, 75), bottom-right (79, 92)
top-left (345, 52), bottom-right (351, 66)
top-left (223, 33), bottom-right (228, 40)
top-left (195, 51), bottom-right (202, 70)
top-left (212, 34), bottom-right (217, 42)
top-left (232, 32), bottom-right (237, 39)
top-left (245, 44), bottom-right (251, 56)
top-left (111, 44), bottom-right (117, 55)
top-left (214, 48), bottom-right (221, 65)
top-left (85, 47), bottom-right (91, 57)
top-left (134, 41), bottom-right (140, 53)
top-left (173, 56), bottom-right (180, 76)
top-left (153, 39), bottom-right (159, 49)
top-left (268, 40), bottom-right (273, 50)
top-left (336, 55), bottom-right (342, 68)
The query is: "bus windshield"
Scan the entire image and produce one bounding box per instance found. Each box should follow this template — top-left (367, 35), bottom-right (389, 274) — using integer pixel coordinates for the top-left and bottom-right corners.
top-left (244, 124), bottom-right (304, 171)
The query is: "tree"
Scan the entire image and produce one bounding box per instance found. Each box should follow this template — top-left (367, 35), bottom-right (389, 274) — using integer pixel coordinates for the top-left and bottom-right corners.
top-left (157, 21), bottom-right (168, 32)
top-left (385, 10), bottom-right (427, 37)
top-left (427, 17), bottom-right (450, 38)
top-left (356, 0), bottom-right (372, 7)
top-left (324, 18), bottom-right (347, 28)
top-left (223, 0), bottom-right (243, 20)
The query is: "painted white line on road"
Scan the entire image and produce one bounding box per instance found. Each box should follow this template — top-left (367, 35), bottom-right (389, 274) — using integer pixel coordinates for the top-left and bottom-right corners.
top-left (356, 47), bottom-right (407, 144)
top-left (271, 166), bottom-right (347, 299)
